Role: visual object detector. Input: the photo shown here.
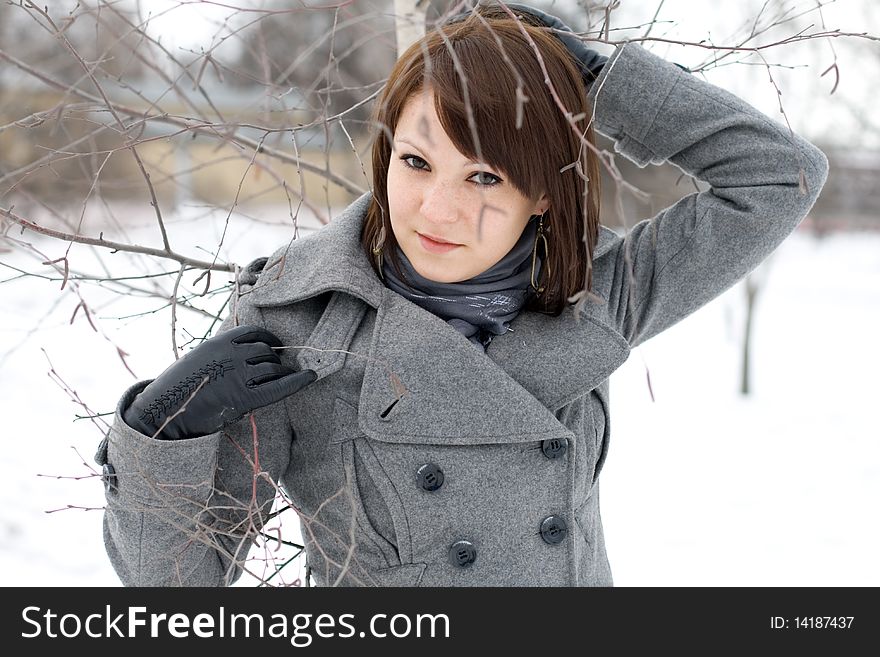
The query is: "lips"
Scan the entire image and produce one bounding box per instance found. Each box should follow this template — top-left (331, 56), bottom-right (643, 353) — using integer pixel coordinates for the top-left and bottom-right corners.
top-left (418, 232), bottom-right (461, 245)
top-left (417, 232), bottom-right (463, 254)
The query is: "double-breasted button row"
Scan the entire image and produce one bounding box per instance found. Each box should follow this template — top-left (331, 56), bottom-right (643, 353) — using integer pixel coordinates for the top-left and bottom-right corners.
top-left (448, 516), bottom-right (568, 569)
top-left (418, 437), bottom-right (565, 496)
top-left (416, 463), bottom-right (444, 491)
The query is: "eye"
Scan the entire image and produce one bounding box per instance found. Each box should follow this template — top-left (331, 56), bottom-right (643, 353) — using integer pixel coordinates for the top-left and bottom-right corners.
top-left (400, 154), bottom-right (428, 171)
top-left (469, 171), bottom-right (502, 187)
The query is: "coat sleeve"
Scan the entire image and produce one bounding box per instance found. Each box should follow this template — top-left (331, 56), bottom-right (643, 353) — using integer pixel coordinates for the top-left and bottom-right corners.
top-left (587, 42), bottom-right (829, 347)
top-left (100, 285), bottom-right (295, 586)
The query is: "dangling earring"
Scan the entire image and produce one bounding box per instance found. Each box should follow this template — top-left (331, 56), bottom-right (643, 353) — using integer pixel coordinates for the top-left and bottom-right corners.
top-left (372, 223), bottom-right (387, 281)
top-left (530, 211), bottom-right (550, 293)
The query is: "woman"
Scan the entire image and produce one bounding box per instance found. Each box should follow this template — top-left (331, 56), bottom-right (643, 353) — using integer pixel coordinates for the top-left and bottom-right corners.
top-left (98, 4), bottom-right (828, 586)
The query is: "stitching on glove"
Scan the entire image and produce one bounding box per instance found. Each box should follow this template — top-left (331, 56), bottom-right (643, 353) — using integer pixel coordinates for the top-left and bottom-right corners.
top-left (139, 359), bottom-right (235, 428)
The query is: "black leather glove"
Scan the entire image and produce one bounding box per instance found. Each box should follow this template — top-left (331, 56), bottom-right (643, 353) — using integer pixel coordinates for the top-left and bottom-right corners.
top-left (447, 2), bottom-right (608, 87)
top-left (123, 325), bottom-right (317, 440)
top-left (506, 3), bottom-right (607, 85)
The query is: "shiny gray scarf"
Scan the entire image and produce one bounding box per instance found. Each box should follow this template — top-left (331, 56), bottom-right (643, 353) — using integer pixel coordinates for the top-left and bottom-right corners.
top-left (381, 216), bottom-right (542, 351)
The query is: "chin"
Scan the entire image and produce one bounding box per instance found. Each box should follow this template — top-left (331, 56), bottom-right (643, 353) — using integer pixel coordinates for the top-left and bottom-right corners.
top-left (410, 258), bottom-right (466, 284)
top-left (415, 265), bottom-right (459, 283)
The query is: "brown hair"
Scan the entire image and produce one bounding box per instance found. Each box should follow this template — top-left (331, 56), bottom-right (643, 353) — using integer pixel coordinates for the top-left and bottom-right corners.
top-left (360, 5), bottom-right (601, 315)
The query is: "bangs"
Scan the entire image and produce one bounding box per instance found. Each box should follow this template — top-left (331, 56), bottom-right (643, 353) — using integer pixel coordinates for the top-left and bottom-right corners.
top-left (424, 21), bottom-right (566, 201)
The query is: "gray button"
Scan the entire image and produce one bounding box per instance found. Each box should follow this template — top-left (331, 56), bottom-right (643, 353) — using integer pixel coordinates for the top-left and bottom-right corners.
top-left (540, 515), bottom-right (567, 545)
top-left (416, 463), bottom-right (444, 491)
top-left (448, 540), bottom-right (477, 568)
top-left (102, 463), bottom-right (118, 495)
top-left (541, 437), bottom-right (568, 459)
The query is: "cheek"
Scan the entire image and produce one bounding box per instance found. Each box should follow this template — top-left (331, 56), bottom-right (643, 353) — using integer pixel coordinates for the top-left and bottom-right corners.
top-left (490, 231), bottom-right (520, 261)
top-left (386, 166), bottom-right (414, 214)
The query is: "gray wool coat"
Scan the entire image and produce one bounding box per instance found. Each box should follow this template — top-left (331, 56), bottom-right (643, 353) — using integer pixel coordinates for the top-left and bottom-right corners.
top-left (98, 42), bottom-right (828, 587)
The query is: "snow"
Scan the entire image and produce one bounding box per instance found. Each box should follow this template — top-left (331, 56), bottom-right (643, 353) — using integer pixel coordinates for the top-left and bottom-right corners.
top-left (603, 231), bottom-right (880, 585)
top-left (1, 210), bottom-right (878, 586)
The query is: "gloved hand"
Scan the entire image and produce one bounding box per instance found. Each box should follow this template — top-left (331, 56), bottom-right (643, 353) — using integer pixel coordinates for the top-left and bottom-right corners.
top-left (507, 3), bottom-right (607, 85)
top-left (123, 325), bottom-right (317, 440)
top-left (447, 2), bottom-right (608, 87)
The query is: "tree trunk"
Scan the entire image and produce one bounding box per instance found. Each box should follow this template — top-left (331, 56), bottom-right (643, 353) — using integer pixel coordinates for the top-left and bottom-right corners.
top-left (393, 0), bottom-right (426, 57)
top-left (740, 274), bottom-right (759, 395)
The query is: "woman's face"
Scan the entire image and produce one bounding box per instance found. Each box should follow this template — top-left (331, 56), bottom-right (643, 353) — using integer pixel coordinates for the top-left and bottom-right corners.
top-left (386, 89), bottom-right (548, 283)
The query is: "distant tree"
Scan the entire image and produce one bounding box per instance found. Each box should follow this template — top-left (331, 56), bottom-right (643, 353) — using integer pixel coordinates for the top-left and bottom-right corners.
top-left (230, 0), bottom-right (397, 133)
top-left (0, 0), bottom-right (148, 83)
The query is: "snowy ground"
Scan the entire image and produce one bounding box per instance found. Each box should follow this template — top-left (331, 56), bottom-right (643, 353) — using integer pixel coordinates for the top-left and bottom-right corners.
top-left (1, 206), bottom-right (878, 586)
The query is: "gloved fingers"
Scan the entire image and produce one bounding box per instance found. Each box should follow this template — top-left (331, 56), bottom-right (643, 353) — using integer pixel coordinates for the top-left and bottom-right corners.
top-left (236, 341), bottom-right (284, 362)
top-left (246, 353), bottom-right (283, 366)
top-left (229, 325), bottom-right (284, 349)
top-left (248, 369), bottom-right (318, 406)
top-left (246, 362), bottom-right (294, 386)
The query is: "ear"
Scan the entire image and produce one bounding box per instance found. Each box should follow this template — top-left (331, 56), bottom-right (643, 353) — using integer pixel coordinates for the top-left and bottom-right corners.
top-left (532, 193), bottom-right (549, 216)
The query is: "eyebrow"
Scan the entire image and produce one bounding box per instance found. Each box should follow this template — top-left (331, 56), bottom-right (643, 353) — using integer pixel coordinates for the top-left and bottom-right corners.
top-left (394, 137), bottom-right (488, 168)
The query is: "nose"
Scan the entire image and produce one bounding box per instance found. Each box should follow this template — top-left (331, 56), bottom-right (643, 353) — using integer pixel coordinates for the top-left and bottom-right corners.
top-left (419, 179), bottom-right (465, 229)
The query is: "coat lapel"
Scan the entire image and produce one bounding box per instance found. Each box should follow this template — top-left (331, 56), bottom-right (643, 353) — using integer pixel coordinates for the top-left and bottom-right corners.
top-left (488, 300), bottom-right (630, 411)
top-left (358, 287), bottom-right (573, 445)
top-left (249, 192), bottom-right (630, 444)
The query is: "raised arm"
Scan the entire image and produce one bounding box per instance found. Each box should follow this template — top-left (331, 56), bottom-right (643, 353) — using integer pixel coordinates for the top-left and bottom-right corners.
top-left (588, 42), bottom-right (828, 346)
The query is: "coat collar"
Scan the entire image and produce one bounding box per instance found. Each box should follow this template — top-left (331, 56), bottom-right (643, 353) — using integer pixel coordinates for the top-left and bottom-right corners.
top-left (250, 192), bottom-right (629, 442)
top-left (250, 192), bottom-right (385, 309)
